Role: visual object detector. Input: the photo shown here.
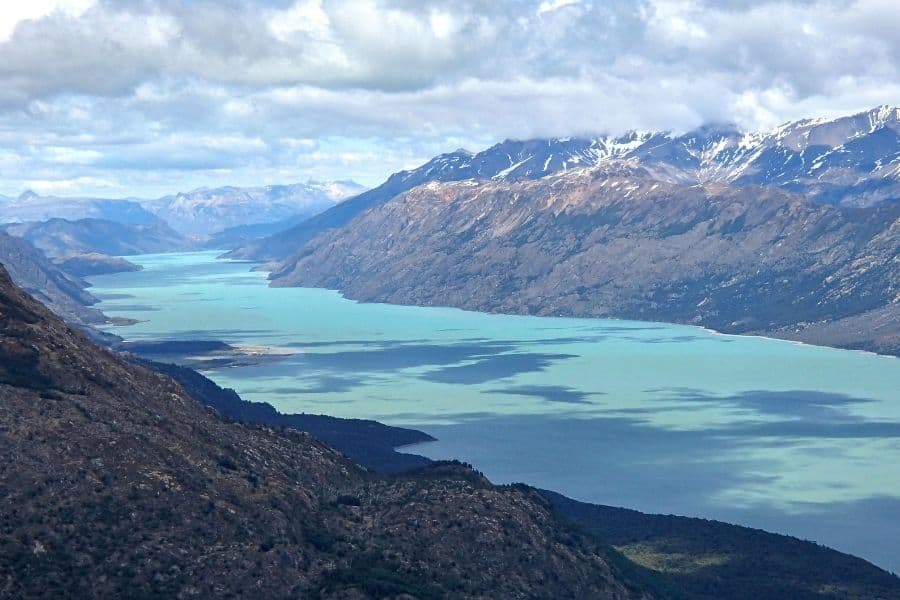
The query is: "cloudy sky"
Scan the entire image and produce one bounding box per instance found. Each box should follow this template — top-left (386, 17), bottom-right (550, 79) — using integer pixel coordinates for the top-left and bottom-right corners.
top-left (1, 0), bottom-right (898, 197)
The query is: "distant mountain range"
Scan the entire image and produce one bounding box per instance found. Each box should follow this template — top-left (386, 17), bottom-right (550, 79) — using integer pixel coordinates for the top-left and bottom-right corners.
top-left (141, 180), bottom-right (366, 237)
top-left (227, 106), bottom-right (900, 355)
top-left (0, 180), bottom-right (366, 241)
top-left (0, 179), bottom-right (365, 332)
top-left (0, 191), bottom-right (158, 225)
top-left (2, 218), bottom-right (192, 258)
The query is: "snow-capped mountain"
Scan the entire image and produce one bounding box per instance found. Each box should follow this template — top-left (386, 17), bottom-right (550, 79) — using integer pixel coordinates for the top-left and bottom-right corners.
top-left (265, 164), bottom-right (899, 355)
top-left (230, 106), bottom-right (899, 262)
top-left (401, 105), bottom-right (900, 206)
top-left (143, 180), bottom-right (366, 237)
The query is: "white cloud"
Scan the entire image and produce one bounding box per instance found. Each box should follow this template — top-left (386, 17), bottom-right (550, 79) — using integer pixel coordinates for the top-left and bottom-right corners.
top-left (0, 0), bottom-right (897, 197)
top-left (42, 146), bottom-right (103, 165)
top-left (0, 0), bottom-right (96, 42)
top-left (537, 0), bottom-right (582, 16)
top-left (23, 175), bottom-right (119, 195)
top-left (267, 0), bottom-right (331, 41)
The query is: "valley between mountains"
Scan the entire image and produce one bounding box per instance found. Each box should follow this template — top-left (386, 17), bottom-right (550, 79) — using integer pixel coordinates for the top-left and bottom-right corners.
top-left (5, 2), bottom-right (900, 596)
top-left (1, 105), bottom-right (899, 598)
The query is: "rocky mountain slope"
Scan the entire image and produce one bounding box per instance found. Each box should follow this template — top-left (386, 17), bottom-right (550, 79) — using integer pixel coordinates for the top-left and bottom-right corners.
top-left (2, 217), bottom-right (192, 257)
top-left (143, 180), bottom-right (365, 237)
top-left (142, 359), bottom-right (434, 474)
top-left (229, 106), bottom-right (900, 262)
top-left (0, 231), bottom-right (106, 325)
top-left (268, 164), bottom-right (900, 355)
top-left (0, 263), bottom-right (647, 598)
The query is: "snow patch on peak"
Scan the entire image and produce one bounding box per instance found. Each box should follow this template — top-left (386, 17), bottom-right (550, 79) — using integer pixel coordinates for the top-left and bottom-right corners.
top-left (866, 105), bottom-right (900, 132)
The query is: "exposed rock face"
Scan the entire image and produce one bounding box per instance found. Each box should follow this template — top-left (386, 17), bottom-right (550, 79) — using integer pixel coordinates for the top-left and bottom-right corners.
top-left (0, 231), bottom-right (105, 325)
top-left (2, 217), bottom-right (192, 257)
top-left (269, 166), bottom-right (900, 355)
top-left (0, 263), bottom-right (643, 599)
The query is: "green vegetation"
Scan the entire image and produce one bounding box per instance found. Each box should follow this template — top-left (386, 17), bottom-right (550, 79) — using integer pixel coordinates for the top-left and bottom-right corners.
top-left (542, 490), bottom-right (900, 599)
top-left (617, 542), bottom-right (731, 574)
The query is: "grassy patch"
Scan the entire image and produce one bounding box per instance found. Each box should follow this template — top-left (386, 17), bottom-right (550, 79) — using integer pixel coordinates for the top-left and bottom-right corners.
top-left (617, 542), bottom-right (731, 574)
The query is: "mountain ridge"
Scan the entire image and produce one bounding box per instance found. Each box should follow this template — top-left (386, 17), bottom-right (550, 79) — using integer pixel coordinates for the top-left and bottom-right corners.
top-left (2, 217), bottom-right (193, 257)
top-left (0, 230), bottom-right (108, 326)
top-left (142, 180), bottom-right (367, 237)
top-left (223, 107), bottom-right (900, 355)
top-left (265, 164), bottom-right (900, 356)
top-left (0, 193), bottom-right (157, 226)
top-left (0, 180), bottom-right (367, 243)
top-left (229, 105), bottom-right (900, 261)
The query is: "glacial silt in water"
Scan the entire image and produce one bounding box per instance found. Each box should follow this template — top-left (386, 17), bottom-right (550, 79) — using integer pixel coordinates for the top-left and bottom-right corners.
top-left (89, 251), bottom-right (900, 571)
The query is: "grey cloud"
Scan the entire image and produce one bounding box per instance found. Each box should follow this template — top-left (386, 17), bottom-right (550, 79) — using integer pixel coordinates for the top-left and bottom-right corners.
top-left (0, 0), bottom-right (502, 103)
top-left (0, 0), bottom-right (898, 197)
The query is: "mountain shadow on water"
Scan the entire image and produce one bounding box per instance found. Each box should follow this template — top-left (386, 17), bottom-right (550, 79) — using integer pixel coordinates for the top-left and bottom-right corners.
top-left (140, 359), bottom-right (433, 474)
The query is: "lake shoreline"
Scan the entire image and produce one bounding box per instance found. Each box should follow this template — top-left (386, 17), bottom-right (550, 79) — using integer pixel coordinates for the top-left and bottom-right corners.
top-left (87, 250), bottom-right (900, 573)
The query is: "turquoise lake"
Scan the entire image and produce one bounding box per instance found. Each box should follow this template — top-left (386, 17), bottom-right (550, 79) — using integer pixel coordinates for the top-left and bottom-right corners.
top-left (89, 251), bottom-right (900, 571)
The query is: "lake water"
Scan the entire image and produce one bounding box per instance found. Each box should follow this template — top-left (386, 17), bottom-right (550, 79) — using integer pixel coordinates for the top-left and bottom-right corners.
top-left (89, 251), bottom-right (900, 572)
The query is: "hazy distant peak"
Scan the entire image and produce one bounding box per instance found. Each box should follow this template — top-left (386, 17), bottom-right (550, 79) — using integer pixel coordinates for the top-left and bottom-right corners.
top-left (142, 180), bottom-right (368, 236)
